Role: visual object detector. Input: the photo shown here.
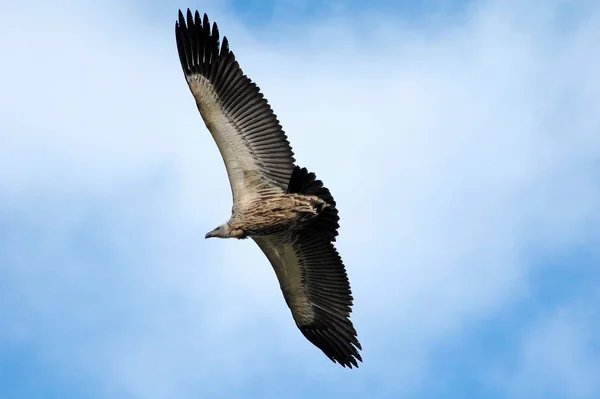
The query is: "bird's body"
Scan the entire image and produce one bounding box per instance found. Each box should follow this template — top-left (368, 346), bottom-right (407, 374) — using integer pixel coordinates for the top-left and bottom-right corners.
top-left (214, 192), bottom-right (328, 239)
top-left (175, 9), bottom-right (362, 368)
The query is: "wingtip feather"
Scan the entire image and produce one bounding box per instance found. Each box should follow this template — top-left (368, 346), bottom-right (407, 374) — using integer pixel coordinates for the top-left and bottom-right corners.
top-left (299, 325), bottom-right (362, 368)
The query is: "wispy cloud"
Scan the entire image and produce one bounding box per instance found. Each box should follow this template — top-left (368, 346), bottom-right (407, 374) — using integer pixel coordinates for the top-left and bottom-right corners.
top-left (492, 294), bottom-right (600, 399)
top-left (1, 0), bottom-right (599, 397)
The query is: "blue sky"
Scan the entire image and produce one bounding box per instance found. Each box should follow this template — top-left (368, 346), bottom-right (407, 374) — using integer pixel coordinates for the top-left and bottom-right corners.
top-left (1, 0), bottom-right (599, 398)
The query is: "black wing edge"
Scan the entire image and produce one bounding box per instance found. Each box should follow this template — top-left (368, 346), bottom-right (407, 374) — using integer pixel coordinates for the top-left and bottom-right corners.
top-left (300, 324), bottom-right (363, 368)
top-left (296, 234), bottom-right (362, 369)
top-left (174, 9), bottom-right (230, 81)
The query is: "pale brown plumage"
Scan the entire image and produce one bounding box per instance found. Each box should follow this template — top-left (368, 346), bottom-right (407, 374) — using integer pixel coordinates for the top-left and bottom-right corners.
top-left (175, 9), bottom-right (362, 368)
top-left (227, 193), bottom-right (328, 237)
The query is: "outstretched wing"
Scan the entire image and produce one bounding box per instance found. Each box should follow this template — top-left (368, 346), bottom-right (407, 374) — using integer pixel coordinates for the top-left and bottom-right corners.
top-left (175, 9), bottom-right (295, 204)
top-left (253, 231), bottom-right (362, 368)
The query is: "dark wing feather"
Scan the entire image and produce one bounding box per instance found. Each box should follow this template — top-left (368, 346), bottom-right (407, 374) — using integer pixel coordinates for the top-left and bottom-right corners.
top-left (175, 9), bottom-right (295, 202)
top-left (253, 231), bottom-right (361, 368)
top-left (253, 167), bottom-right (361, 369)
top-left (294, 230), bottom-right (362, 367)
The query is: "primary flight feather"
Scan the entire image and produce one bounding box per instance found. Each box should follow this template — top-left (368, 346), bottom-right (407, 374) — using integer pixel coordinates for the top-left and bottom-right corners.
top-left (175, 9), bottom-right (362, 368)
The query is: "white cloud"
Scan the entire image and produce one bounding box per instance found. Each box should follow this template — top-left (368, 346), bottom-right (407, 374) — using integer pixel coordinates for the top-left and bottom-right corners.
top-left (1, 0), bottom-right (599, 397)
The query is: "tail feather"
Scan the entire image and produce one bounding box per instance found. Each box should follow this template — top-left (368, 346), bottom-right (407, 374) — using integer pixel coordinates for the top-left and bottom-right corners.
top-left (287, 166), bottom-right (339, 242)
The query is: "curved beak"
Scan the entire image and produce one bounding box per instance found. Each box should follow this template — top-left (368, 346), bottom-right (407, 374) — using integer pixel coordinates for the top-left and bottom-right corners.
top-left (205, 228), bottom-right (218, 239)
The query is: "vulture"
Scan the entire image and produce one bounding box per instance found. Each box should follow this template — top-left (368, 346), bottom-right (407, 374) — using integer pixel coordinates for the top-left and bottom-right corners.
top-left (175, 9), bottom-right (362, 368)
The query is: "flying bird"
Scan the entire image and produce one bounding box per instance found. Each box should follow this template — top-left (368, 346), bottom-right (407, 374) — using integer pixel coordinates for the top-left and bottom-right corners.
top-left (175, 9), bottom-right (362, 368)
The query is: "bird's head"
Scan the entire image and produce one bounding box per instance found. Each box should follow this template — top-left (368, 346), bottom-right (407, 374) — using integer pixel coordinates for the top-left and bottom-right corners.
top-left (205, 223), bottom-right (246, 239)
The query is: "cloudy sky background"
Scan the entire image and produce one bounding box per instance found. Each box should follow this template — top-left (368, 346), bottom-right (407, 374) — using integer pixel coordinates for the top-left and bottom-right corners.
top-left (1, 0), bottom-right (599, 398)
